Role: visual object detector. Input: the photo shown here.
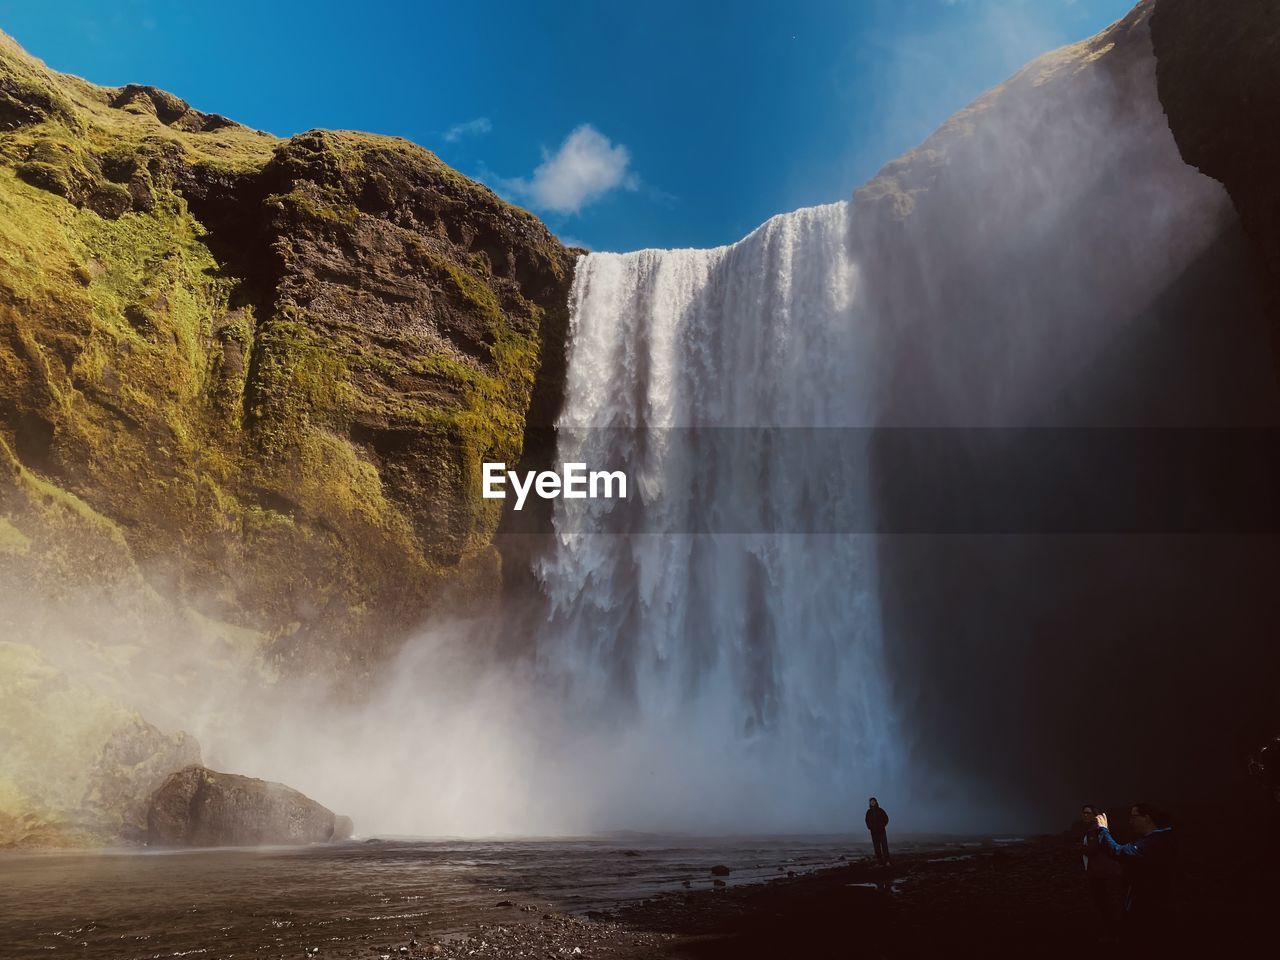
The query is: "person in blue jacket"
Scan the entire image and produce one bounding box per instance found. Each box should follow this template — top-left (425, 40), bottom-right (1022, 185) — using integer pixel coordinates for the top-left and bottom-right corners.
top-left (1093, 803), bottom-right (1176, 934)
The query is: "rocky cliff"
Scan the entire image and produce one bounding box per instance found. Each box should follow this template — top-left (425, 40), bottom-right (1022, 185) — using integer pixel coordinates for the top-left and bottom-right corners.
top-left (1151, 0), bottom-right (1280, 366)
top-left (0, 29), bottom-right (575, 674)
top-left (0, 29), bottom-right (574, 845)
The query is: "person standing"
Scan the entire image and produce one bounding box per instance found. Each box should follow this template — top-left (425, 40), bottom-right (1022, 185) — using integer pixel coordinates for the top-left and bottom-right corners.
top-left (1079, 804), bottom-right (1123, 933)
top-left (866, 797), bottom-right (891, 866)
top-left (1094, 803), bottom-right (1176, 942)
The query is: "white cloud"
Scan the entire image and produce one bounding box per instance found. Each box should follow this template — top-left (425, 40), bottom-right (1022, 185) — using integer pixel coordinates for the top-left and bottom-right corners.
top-left (505, 124), bottom-right (637, 215)
top-left (443, 117), bottom-right (492, 143)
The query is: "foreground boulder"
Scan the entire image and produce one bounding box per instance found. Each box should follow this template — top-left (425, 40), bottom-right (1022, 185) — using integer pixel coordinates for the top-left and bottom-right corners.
top-left (147, 765), bottom-right (353, 847)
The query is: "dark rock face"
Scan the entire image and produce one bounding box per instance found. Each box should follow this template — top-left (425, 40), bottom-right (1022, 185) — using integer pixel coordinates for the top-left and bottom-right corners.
top-left (1152, 0), bottom-right (1280, 367)
top-left (859, 0), bottom-right (1280, 819)
top-left (147, 766), bottom-right (352, 847)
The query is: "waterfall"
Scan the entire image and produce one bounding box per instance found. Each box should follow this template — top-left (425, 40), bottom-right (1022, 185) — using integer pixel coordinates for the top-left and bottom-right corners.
top-left (521, 9), bottom-right (1251, 833)
top-left (534, 203), bottom-right (904, 830)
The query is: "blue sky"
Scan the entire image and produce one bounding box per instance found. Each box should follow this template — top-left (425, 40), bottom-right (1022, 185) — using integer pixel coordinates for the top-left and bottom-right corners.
top-left (2, 0), bottom-right (1136, 251)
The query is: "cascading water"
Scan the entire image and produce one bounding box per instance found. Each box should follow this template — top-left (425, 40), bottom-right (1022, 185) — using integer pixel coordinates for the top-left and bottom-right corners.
top-left (534, 203), bottom-right (905, 830)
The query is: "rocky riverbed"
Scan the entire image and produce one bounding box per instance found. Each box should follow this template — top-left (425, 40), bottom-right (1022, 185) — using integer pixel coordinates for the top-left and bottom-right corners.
top-left (0, 835), bottom-right (875, 958)
top-left (3, 825), bottom-right (1274, 959)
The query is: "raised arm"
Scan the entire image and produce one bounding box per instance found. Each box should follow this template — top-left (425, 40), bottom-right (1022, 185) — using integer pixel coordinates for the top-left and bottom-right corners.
top-left (1094, 815), bottom-right (1151, 858)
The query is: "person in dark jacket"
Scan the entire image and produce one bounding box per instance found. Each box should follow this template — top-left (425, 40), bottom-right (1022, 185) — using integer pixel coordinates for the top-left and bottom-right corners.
top-left (1079, 804), bottom-right (1123, 932)
top-left (1094, 803), bottom-right (1176, 938)
top-left (866, 797), bottom-right (891, 866)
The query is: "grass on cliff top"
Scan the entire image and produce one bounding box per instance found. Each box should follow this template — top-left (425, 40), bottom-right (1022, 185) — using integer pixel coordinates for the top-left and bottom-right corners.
top-left (289, 128), bottom-right (567, 244)
top-left (2, 29), bottom-right (275, 174)
top-left (2, 25), bottom-right (568, 243)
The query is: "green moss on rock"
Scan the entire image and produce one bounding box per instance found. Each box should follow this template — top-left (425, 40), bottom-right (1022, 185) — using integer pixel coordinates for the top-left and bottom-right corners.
top-left (0, 27), bottom-right (576, 676)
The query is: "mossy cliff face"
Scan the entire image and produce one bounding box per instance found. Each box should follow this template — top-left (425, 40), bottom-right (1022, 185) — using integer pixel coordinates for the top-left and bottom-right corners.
top-left (0, 31), bottom-right (576, 677)
top-left (1151, 0), bottom-right (1280, 365)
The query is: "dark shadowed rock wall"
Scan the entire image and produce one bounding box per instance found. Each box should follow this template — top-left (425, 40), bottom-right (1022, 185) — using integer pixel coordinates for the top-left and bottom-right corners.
top-left (859, 0), bottom-right (1280, 821)
top-left (1152, 0), bottom-right (1280, 369)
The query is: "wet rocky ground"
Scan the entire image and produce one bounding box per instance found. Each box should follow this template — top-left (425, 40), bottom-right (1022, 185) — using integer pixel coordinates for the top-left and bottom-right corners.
top-left (3, 828), bottom-right (1274, 958)
top-left (352, 831), bottom-right (1278, 960)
